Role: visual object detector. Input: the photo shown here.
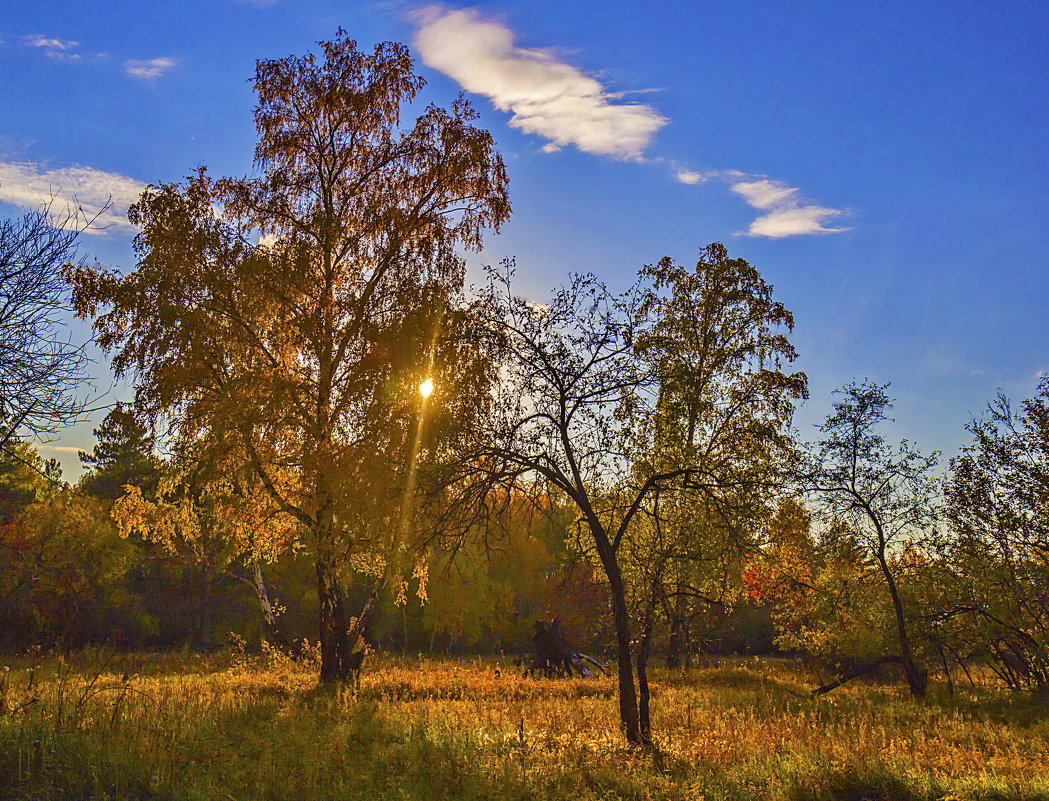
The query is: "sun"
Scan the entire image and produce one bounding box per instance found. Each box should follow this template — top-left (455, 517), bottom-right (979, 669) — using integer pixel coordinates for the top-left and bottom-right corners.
top-left (419, 378), bottom-right (434, 399)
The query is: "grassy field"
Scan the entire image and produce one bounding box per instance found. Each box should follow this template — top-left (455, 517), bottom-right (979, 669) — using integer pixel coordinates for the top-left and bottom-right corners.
top-left (1, 650), bottom-right (1047, 800)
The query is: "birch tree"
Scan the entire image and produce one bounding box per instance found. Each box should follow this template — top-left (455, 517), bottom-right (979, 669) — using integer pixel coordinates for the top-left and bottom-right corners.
top-left (69, 33), bottom-right (509, 682)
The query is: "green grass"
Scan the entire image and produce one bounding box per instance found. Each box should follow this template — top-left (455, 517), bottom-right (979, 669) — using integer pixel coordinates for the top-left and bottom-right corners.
top-left (1, 651), bottom-right (1046, 800)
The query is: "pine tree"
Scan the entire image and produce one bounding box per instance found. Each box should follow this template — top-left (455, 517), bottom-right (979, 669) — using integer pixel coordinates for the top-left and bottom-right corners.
top-left (79, 404), bottom-right (161, 500)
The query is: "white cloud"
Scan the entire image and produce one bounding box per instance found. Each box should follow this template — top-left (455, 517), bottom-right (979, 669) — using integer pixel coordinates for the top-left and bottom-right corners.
top-left (410, 8), bottom-right (850, 238)
top-left (675, 168), bottom-right (706, 185)
top-left (0, 161), bottom-right (145, 234)
top-left (732, 179), bottom-right (799, 210)
top-left (411, 7), bottom-right (666, 161)
top-left (36, 444), bottom-right (84, 455)
top-left (524, 299), bottom-right (550, 317)
top-left (24, 35), bottom-right (77, 51)
top-left (124, 57), bottom-right (176, 79)
top-left (730, 178), bottom-right (849, 238)
top-left (22, 34), bottom-right (83, 61)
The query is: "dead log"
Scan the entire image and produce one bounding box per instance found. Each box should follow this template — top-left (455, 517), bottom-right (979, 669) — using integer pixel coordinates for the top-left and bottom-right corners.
top-left (523, 619), bottom-right (607, 678)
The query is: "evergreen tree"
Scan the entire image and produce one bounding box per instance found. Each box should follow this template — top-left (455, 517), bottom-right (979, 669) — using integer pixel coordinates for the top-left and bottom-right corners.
top-left (79, 404), bottom-right (162, 500)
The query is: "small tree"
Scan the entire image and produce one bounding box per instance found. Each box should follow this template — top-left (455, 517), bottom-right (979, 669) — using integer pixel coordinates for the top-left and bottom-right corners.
top-left (942, 382), bottom-right (1049, 691)
top-left (801, 380), bottom-right (938, 697)
top-left (460, 267), bottom-right (649, 741)
top-left (112, 446), bottom-right (302, 651)
top-left (0, 440), bottom-right (62, 639)
top-left (456, 243), bottom-right (803, 744)
top-left (0, 442), bottom-right (146, 649)
top-left (762, 515), bottom-right (920, 689)
top-left (0, 202), bottom-right (91, 448)
top-left (624, 244), bottom-right (805, 736)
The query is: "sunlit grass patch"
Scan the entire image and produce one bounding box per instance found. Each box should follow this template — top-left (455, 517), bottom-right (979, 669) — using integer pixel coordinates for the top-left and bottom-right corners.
top-left (1, 654), bottom-right (1047, 800)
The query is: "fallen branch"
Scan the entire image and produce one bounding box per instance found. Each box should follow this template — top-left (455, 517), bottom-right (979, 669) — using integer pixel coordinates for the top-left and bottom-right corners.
top-left (810, 656), bottom-right (903, 696)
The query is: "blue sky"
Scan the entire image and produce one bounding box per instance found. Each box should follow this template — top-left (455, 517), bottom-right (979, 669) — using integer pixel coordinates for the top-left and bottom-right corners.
top-left (2, 0), bottom-right (1047, 477)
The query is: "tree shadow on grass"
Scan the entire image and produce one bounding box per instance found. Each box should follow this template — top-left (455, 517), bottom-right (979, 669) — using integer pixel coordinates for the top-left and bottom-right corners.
top-left (1, 685), bottom-right (525, 801)
top-left (788, 770), bottom-right (1049, 801)
top-left (940, 689), bottom-right (1049, 730)
top-left (173, 693), bottom-right (526, 801)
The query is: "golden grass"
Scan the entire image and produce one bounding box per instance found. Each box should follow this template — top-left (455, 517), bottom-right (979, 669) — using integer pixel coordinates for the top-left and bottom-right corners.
top-left (1, 652), bottom-right (1047, 800)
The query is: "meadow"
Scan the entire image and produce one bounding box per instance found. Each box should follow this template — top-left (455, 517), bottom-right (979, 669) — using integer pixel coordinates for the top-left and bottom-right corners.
top-left (1, 650), bottom-right (1046, 801)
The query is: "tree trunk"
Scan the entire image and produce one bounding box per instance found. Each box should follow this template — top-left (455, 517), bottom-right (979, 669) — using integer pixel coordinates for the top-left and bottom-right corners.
top-left (317, 560), bottom-right (351, 683)
top-left (666, 583), bottom-right (687, 668)
top-left (666, 616), bottom-right (685, 669)
top-left (810, 655), bottom-right (903, 695)
top-left (936, 640), bottom-right (954, 696)
top-left (684, 620), bottom-right (693, 669)
top-left (876, 551), bottom-right (927, 697)
top-left (637, 617), bottom-right (654, 744)
top-left (597, 543), bottom-right (641, 744)
top-left (314, 460), bottom-right (353, 683)
top-left (251, 561), bottom-right (302, 659)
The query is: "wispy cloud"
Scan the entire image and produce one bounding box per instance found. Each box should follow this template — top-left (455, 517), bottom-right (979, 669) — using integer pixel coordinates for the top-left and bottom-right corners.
top-left (8, 32), bottom-right (109, 64)
top-left (730, 178), bottom-right (849, 238)
top-left (412, 7), bottom-right (666, 161)
top-left (0, 161), bottom-right (145, 234)
top-left (24, 34), bottom-right (77, 52)
top-left (124, 57), bottom-right (177, 80)
top-left (18, 34), bottom-right (98, 62)
top-left (24, 35), bottom-right (76, 50)
top-left (671, 167), bottom-right (849, 238)
top-left (675, 168), bottom-right (707, 185)
top-left (36, 444), bottom-right (85, 455)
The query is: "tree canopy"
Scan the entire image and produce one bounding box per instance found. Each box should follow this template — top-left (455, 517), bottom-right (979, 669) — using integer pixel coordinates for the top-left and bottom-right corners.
top-left (69, 32), bottom-right (511, 682)
top-left (453, 244), bottom-right (805, 742)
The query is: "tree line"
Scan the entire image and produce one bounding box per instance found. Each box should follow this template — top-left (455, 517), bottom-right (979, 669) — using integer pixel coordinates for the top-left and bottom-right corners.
top-left (1, 32), bottom-right (1046, 746)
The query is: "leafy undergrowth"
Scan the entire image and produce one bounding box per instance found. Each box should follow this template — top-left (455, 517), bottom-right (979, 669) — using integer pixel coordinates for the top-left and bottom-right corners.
top-left (0, 652), bottom-right (1046, 800)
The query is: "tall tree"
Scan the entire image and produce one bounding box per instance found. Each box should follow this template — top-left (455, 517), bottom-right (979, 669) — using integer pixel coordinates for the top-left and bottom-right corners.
top-left (69, 33), bottom-right (510, 682)
top-left (801, 380), bottom-right (938, 697)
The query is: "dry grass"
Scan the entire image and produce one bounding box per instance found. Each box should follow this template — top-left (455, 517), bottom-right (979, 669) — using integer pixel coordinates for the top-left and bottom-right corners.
top-left (1, 651), bottom-right (1047, 800)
